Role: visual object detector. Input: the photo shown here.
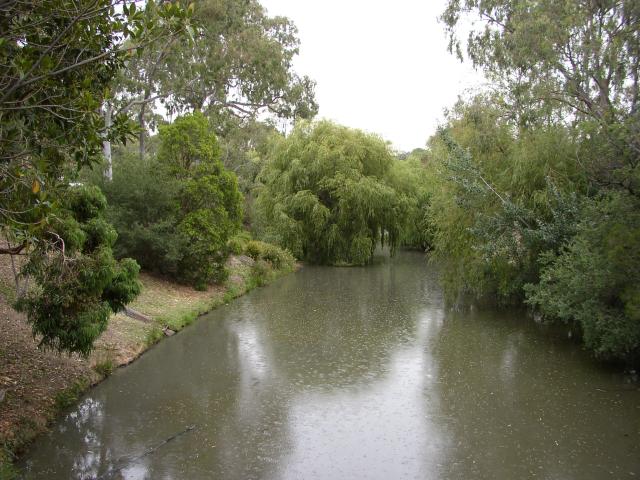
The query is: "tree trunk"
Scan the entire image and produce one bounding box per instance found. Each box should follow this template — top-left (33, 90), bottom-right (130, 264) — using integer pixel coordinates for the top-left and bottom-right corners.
top-left (138, 85), bottom-right (151, 161)
top-left (138, 106), bottom-right (146, 161)
top-left (103, 102), bottom-right (113, 181)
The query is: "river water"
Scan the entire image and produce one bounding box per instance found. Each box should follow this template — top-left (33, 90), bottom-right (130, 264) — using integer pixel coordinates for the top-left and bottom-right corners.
top-left (20, 251), bottom-right (640, 479)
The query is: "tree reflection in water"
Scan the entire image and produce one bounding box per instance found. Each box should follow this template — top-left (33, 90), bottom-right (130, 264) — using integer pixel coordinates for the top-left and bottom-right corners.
top-left (19, 252), bottom-right (640, 479)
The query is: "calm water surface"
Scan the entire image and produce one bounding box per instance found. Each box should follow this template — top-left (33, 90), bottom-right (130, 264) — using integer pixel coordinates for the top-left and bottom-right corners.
top-left (20, 252), bottom-right (640, 479)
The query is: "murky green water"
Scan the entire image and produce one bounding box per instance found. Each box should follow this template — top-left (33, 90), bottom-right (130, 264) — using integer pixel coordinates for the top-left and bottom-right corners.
top-left (20, 252), bottom-right (640, 479)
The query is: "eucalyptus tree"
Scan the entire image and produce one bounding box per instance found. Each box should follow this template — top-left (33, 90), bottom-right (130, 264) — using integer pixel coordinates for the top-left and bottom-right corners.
top-left (441, 0), bottom-right (640, 190)
top-left (165, 0), bottom-right (317, 118)
top-left (431, 0), bottom-right (640, 363)
top-left (106, 1), bottom-right (195, 168)
top-left (113, 0), bottom-right (318, 161)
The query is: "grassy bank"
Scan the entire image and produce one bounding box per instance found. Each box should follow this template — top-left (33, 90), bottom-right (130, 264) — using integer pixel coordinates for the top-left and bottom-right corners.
top-left (0, 248), bottom-right (295, 478)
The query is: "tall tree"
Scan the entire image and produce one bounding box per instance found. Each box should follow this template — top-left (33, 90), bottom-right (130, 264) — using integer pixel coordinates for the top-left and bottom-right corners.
top-left (430, 0), bottom-right (640, 362)
top-left (255, 121), bottom-right (408, 265)
top-left (0, 0), bottom-right (189, 353)
top-left (442, 0), bottom-right (640, 192)
top-left (113, 0), bottom-right (318, 161)
top-left (442, 0), bottom-right (639, 122)
top-left (1, 0), bottom-right (191, 249)
top-left (100, 112), bottom-right (243, 289)
top-left (108, 1), bottom-right (195, 167)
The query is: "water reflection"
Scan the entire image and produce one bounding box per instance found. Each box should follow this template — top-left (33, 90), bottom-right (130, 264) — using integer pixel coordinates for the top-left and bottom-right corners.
top-left (20, 252), bottom-right (640, 479)
top-left (272, 302), bottom-right (445, 480)
top-left (433, 310), bottom-right (640, 479)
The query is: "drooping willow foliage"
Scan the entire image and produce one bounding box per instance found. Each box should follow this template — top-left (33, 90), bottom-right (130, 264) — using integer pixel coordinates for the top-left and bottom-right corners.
top-left (387, 150), bottom-right (433, 250)
top-left (254, 121), bottom-right (409, 265)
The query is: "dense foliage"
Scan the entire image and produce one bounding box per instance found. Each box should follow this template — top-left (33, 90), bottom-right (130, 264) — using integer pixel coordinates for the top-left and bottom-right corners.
top-left (388, 150), bottom-right (433, 250)
top-left (113, 0), bottom-right (318, 160)
top-left (98, 113), bottom-right (243, 289)
top-left (425, 0), bottom-right (640, 364)
top-left (255, 121), bottom-right (410, 265)
top-left (3, 0), bottom-right (638, 370)
top-left (1, 0), bottom-right (190, 354)
top-left (16, 186), bottom-right (141, 356)
top-left (426, 98), bottom-right (586, 303)
top-left (0, 0), bottom-right (190, 250)
top-left (527, 192), bottom-right (640, 362)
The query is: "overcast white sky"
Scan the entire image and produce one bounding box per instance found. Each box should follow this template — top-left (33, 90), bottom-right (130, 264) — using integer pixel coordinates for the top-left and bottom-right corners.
top-left (260, 0), bottom-right (485, 152)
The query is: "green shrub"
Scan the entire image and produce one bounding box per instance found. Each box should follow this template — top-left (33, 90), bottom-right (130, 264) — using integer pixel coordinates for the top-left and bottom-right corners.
top-left (245, 240), bottom-right (265, 259)
top-left (16, 186), bottom-right (141, 356)
top-left (260, 243), bottom-right (295, 270)
top-left (93, 359), bottom-right (115, 377)
top-left (242, 240), bottom-right (294, 271)
top-left (227, 231), bottom-right (252, 255)
top-left (424, 98), bottom-right (586, 304)
top-left (526, 192), bottom-right (640, 364)
top-left (95, 112), bottom-right (243, 289)
top-left (250, 259), bottom-right (272, 287)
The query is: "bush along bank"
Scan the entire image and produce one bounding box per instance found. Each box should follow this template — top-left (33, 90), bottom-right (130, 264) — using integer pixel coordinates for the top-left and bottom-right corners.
top-left (0, 240), bottom-right (296, 478)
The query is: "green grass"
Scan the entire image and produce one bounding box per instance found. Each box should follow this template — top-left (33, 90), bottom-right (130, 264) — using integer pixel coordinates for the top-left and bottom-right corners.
top-left (93, 359), bottom-right (115, 377)
top-left (0, 452), bottom-right (19, 480)
top-left (222, 284), bottom-right (242, 303)
top-left (142, 256), bottom-right (295, 334)
top-left (156, 297), bottom-right (216, 331)
top-left (144, 325), bottom-right (164, 347)
top-left (54, 378), bottom-right (90, 411)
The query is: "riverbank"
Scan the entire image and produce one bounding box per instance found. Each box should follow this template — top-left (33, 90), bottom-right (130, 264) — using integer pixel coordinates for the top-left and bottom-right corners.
top-left (0, 250), bottom-right (295, 478)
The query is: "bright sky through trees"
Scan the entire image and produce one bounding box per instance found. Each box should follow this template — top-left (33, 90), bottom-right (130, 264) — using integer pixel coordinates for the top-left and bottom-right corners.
top-left (261, 0), bottom-right (485, 152)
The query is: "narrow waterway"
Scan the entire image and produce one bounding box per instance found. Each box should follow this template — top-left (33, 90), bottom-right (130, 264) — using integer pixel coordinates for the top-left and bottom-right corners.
top-left (20, 252), bottom-right (640, 479)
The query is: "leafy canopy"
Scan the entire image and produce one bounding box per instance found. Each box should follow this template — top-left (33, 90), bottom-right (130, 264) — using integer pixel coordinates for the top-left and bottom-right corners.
top-left (387, 151), bottom-right (433, 250)
top-left (441, 0), bottom-right (640, 192)
top-left (99, 112), bottom-right (243, 289)
top-left (255, 121), bottom-right (409, 265)
top-left (526, 192), bottom-right (640, 363)
top-left (17, 186), bottom-right (141, 356)
top-left (425, 0), bottom-right (640, 363)
top-left (425, 97), bottom-right (586, 304)
top-left (1, 0), bottom-right (189, 354)
top-left (0, 0), bottom-right (191, 249)
top-left (113, 0), bottom-right (318, 156)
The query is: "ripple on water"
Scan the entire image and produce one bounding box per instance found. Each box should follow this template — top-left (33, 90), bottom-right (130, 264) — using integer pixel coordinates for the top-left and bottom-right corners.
top-left (19, 252), bottom-right (640, 480)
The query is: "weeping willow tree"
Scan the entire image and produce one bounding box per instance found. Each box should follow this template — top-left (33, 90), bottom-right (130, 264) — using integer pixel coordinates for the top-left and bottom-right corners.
top-left (254, 121), bottom-right (409, 265)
